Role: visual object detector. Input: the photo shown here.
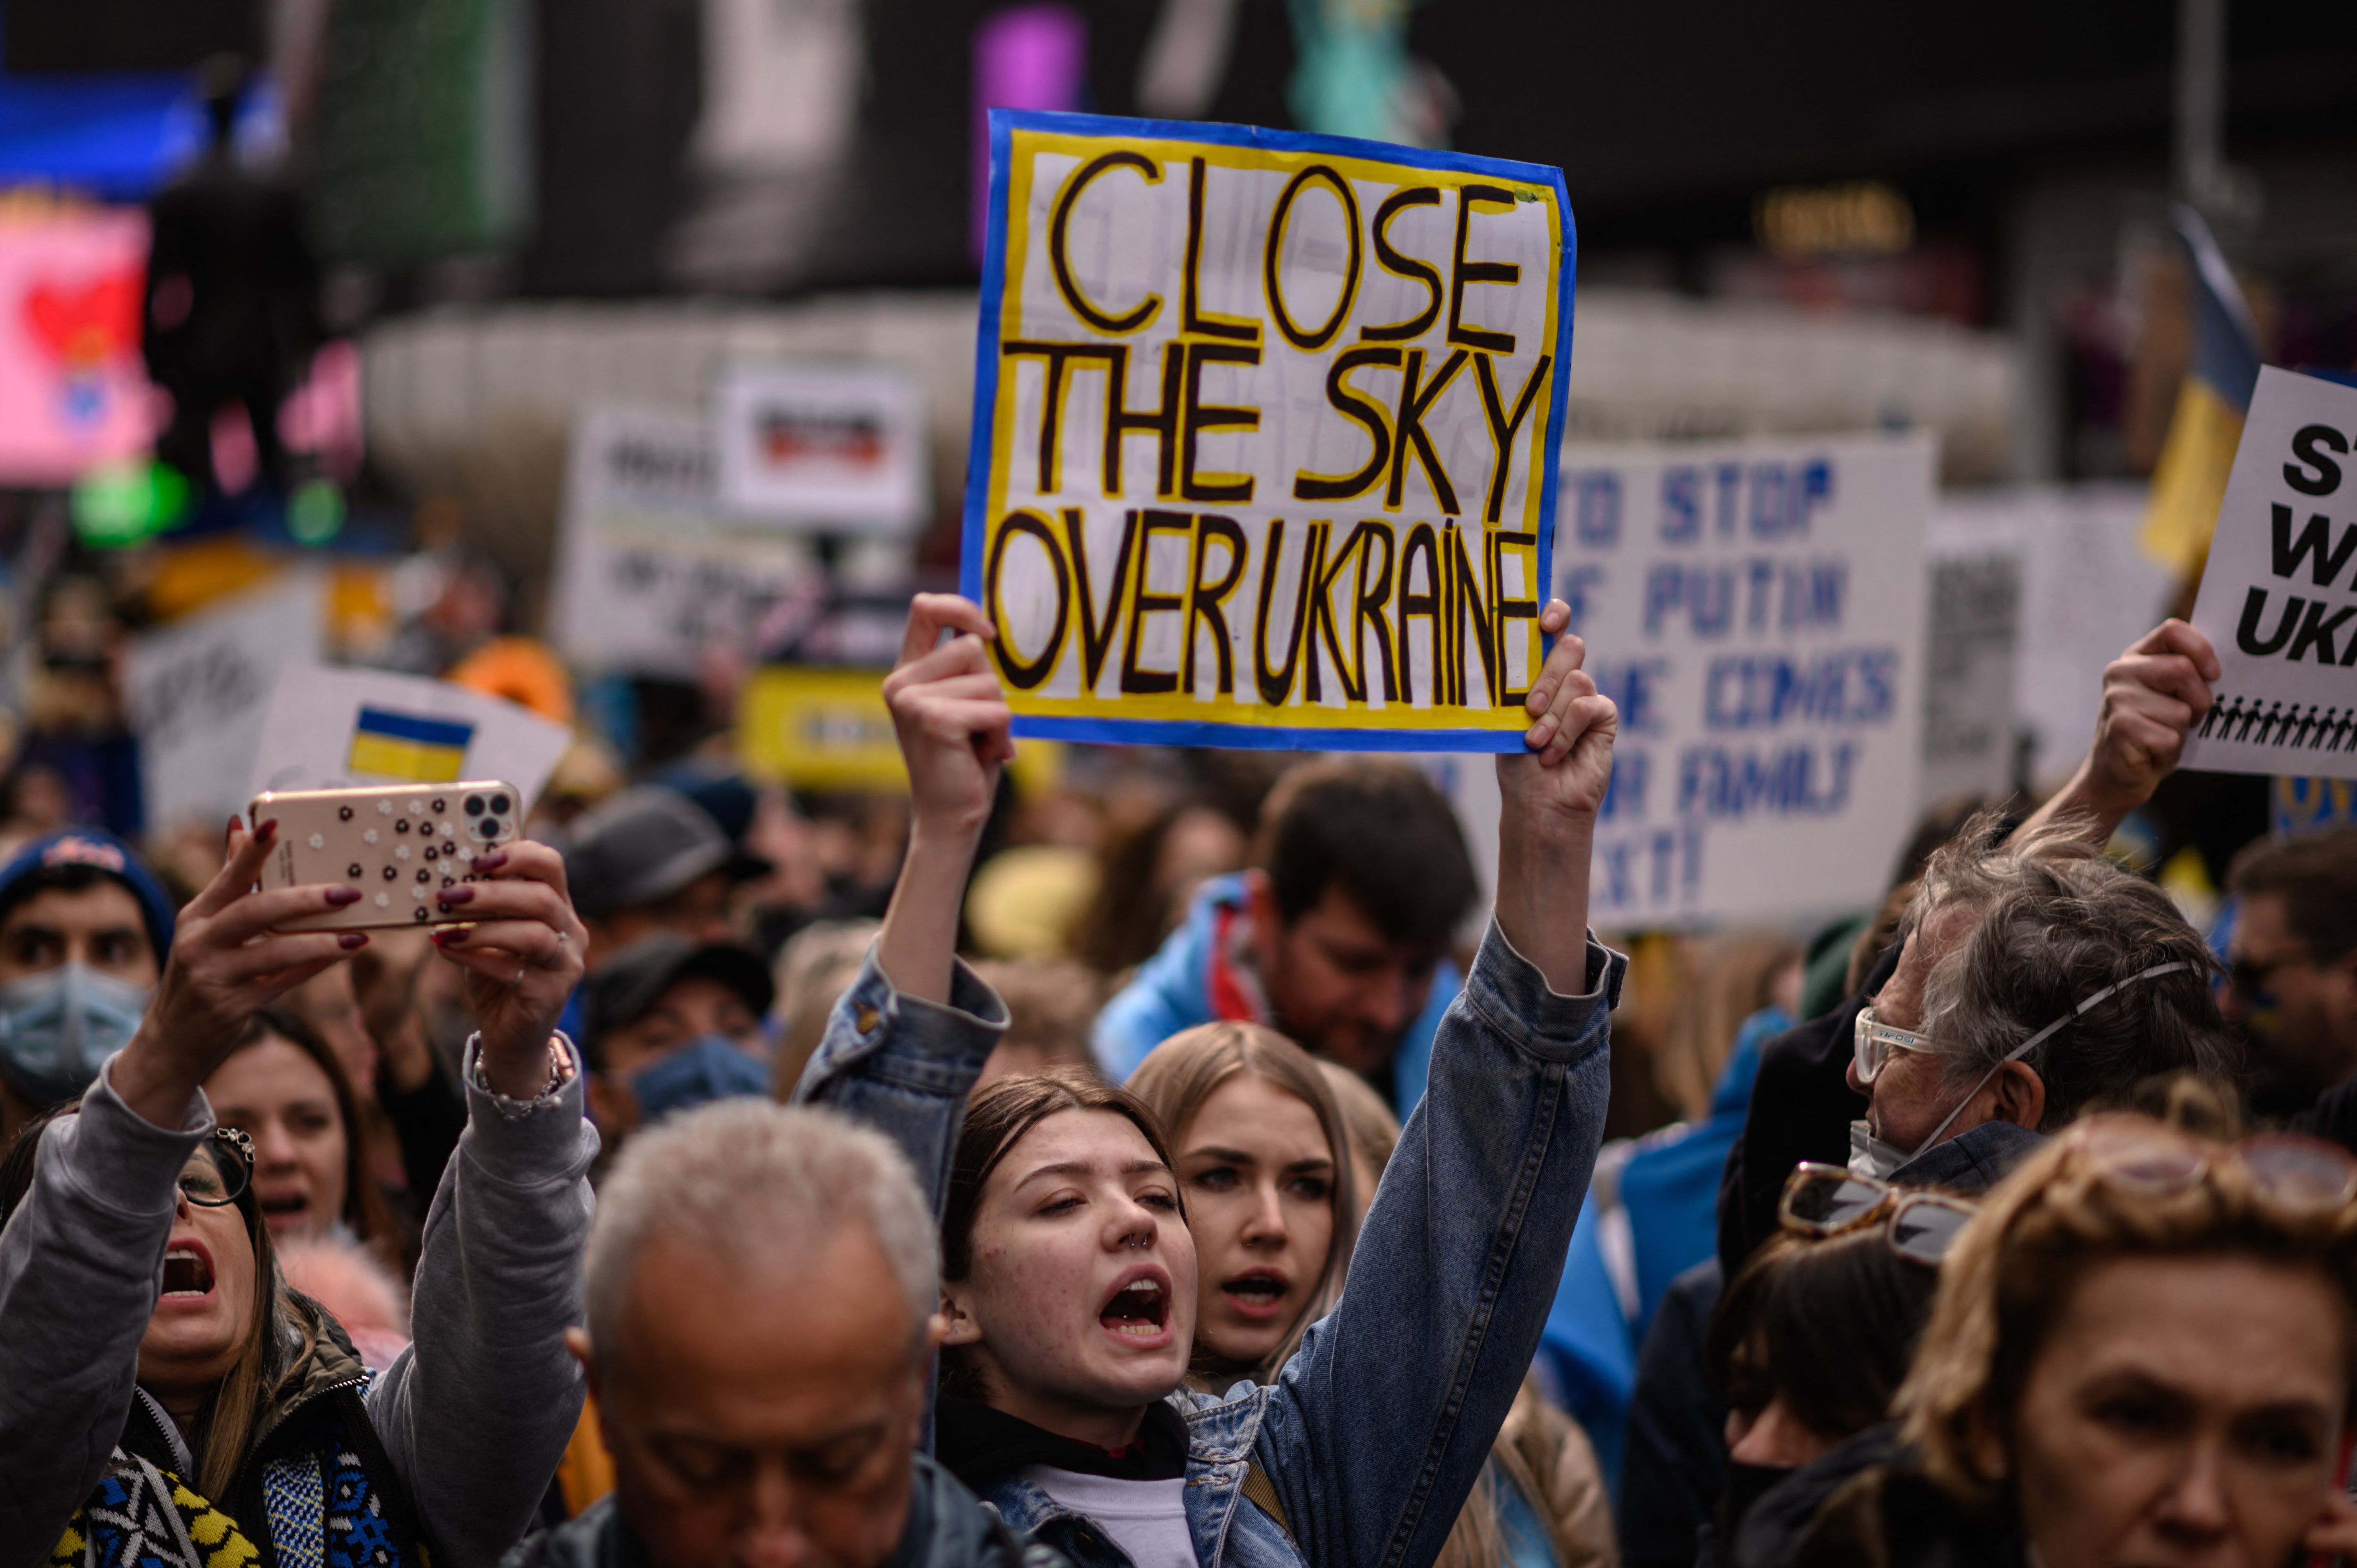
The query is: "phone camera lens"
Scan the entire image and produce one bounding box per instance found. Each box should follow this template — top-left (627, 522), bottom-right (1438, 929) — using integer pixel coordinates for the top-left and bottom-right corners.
top-left (489, 794), bottom-right (510, 815)
top-left (465, 797), bottom-right (485, 817)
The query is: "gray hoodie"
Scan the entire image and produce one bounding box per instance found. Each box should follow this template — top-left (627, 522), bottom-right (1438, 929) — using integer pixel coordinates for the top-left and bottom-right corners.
top-left (0, 1040), bottom-right (598, 1568)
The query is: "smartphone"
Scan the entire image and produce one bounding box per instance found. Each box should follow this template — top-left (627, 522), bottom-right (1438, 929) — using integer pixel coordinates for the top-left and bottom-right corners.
top-left (247, 781), bottom-right (523, 931)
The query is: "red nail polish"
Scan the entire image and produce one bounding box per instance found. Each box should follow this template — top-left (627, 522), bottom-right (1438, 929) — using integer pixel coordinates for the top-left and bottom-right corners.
top-left (259, 818), bottom-right (280, 843)
top-left (338, 932), bottom-right (368, 950)
top-left (476, 850), bottom-right (508, 871)
top-left (326, 886), bottom-right (362, 906)
top-left (437, 885), bottom-right (474, 905)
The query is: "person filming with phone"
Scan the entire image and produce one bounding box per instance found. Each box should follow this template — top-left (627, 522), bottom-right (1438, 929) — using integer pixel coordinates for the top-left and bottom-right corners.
top-left (0, 812), bottom-right (595, 1568)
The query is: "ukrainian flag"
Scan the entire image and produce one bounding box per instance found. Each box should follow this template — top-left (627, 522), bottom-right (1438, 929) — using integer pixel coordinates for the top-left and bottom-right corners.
top-left (347, 707), bottom-right (474, 782)
top-left (2139, 205), bottom-right (2264, 579)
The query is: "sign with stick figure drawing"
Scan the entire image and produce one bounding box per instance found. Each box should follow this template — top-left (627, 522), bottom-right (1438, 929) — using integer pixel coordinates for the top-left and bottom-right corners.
top-left (2182, 368), bottom-right (2357, 779)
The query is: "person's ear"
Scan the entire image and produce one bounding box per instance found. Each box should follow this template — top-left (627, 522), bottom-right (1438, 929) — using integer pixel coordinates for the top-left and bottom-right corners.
top-left (1244, 869), bottom-right (1282, 945)
top-left (924, 1309), bottom-right (953, 1354)
top-left (1990, 1061), bottom-right (2046, 1131)
top-left (937, 1286), bottom-right (983, 1348)
top-left (565, 1326), bottom-right (600, 1400)
top-left (586, 1072), bottom-right (638, 1140)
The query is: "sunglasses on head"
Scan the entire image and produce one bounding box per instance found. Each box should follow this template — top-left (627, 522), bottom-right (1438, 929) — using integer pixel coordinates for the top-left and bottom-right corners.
top-left (177, 1127), bottom-right (254, 1209)
top-left (1777, 1162), bottom-right (1978, 1267)
top-left (2061, 1115), bottom-right (2357, 1217)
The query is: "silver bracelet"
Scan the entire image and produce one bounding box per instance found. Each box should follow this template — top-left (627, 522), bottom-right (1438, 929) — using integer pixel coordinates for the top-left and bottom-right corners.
top-left (469, 1033), bottom-right (577, 1119)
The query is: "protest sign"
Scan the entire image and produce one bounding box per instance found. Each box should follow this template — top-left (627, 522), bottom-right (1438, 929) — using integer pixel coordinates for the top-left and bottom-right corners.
top-left (551, 404), bottom-right (821, 679)
top-left (714, 365), bottom-right (929, 532)
top-left (2182, 368), bottom-right (2357, 778)
top-left (961, 109), bottom-right (1574, 751)
top-left (1555, 432), bottom-right (1935, 925)
top-left (1918, 541), bottom-right (2021, 807)
top-left (251, 665), bottom-right (573, 807)
top-left (736, 664), bottom-right (1062, 795)
top-left (124, 572), bottom-right (327, 834)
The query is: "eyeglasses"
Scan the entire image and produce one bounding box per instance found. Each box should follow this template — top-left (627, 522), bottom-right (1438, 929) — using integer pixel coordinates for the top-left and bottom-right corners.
top-left (177, 1127), bottom-right (254, 1209)
top-left (1852, 1007), bottom-right (1936, 1086)
top-left (1778, 1162), bottom-right (1978, 1266)
top-left (2063, 1114), bottom-right (2357, 1218)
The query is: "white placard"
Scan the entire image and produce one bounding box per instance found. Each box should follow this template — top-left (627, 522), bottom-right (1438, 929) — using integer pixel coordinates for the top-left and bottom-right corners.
top-left (123, 573), bottom-right (328, 834)
top-left (1918, 548), bottom-right (2021, 808)
top-left (250, 665), bottom-right (574, 807)
top-left (551, 404), bottom-right (820, 679)
top-left (714, 364), bottom-right (927, 532)
top-left (2183, 368), bottom-right (2357, 777)
top-left (1554, 432), bottom-right (1935, 925)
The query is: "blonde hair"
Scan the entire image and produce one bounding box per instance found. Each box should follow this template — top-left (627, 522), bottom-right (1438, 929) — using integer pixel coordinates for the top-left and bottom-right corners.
top-left (1654, 931), bottom-right (1801, 1121)
top-left (1897, 1110), bottom-right (2357, 1505)
top-left (1128, 1021), bottom-right (1357, 1385)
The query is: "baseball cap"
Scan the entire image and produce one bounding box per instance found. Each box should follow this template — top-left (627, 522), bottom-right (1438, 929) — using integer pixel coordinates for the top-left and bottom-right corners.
top-left (0, 830), bottom-right (177, 959)
top-left (582, 932), bottom-right (777, 1061)
top-left (558, 786), bottom-right (771, 919)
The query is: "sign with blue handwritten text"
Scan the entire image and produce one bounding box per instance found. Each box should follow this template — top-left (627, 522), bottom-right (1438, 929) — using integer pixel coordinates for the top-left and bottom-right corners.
top-left (2183, 368), bottom-right (2357, 779)
top-left (961, 110), bottom-right (1574, 750)
top-left (1556, 432), bottom-right (1935, 924)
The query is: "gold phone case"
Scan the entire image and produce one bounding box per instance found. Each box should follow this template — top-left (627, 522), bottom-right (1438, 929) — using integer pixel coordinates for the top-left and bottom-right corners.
top-left (247, 782), bottom-right (523, 931)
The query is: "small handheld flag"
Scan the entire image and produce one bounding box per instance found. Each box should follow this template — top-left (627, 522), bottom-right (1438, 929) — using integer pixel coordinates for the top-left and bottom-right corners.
top-left (346, 707), bottom-right (474, 783)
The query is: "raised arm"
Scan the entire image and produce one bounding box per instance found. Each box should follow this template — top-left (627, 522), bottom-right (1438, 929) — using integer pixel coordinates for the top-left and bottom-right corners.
top-left (0, 822), bottom-right (373, 1568)
top-left (794, 595), bottom-right (1012, 1217)
top-left (1263, 601), bottom-right (1627, 1568)
top-left (2018, 618), bottom-right (2219, 846)
top-left (362, 840), bottom-right (598, 1568)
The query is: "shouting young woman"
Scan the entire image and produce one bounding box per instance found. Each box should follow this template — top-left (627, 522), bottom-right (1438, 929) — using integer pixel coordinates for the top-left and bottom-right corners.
top-left (792, 593), bottom-right (1622, 1568)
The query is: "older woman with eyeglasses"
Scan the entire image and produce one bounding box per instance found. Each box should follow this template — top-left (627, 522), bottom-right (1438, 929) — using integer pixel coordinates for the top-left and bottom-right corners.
top-left (0, 819), bottom-right (595, 1568)
top-left (1745, 1107), bottom-right (2357, 1568)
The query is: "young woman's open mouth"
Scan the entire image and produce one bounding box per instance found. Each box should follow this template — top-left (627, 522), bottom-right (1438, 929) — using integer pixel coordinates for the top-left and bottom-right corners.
top-left (256, 1188), bottom-right (311, 1231)
top-left (1219, 1267), bottom-right (1292, 1322)
top-left (158, 1236), bottom-right (217, 1304)
top-left (1097, 1265), bottom-right (1174, 1348)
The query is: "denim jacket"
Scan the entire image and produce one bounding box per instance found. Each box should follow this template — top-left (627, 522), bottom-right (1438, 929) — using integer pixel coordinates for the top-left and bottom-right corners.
top-left (794, 920), bottom-right (1623, 1568)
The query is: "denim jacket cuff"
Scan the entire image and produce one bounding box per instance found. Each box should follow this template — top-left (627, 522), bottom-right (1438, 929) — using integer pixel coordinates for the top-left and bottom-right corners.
top-left (1463, 918), bottom-right (1627, 1063)
top-left (797, 945), bottom-right (1010, 1095)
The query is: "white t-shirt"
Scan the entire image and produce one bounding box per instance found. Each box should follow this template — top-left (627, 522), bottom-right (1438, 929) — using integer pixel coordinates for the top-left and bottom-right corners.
top-left (1016, 1467), bottom-right (1196, 1568)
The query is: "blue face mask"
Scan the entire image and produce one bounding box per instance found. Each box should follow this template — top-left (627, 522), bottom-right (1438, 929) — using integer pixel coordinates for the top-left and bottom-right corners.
top-left (630, 1035), bottom-right (771, 1125)
top-left (0, 962), bottom-right (152, 1108)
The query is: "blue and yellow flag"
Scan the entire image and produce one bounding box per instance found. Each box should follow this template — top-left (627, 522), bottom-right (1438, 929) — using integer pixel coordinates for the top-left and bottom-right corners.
top-left (2139, 205), bottom-right (2264, 578)
top-left (346, 707), bottom-right (474, 782)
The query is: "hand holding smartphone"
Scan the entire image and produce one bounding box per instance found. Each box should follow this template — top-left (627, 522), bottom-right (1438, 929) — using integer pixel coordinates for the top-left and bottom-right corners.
top-left (246, 782), bottom-right (523, 931)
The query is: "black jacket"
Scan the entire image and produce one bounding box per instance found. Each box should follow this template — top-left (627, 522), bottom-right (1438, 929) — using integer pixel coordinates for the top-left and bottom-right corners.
top-left (1715, 946), bottom-right (1898, 1282)
top-left (1730, 1425), bottom-right (2027, 1568)
top-left (503, 1456), bottom-right (1068, 1568)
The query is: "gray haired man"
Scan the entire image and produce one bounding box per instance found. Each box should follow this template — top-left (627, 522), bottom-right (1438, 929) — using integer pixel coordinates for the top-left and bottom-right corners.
top-left (506, 1098), bottom-right (1062, 1568)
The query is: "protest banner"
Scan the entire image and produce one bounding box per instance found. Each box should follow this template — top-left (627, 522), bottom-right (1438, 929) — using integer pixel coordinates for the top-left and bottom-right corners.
top-left (124, 572), bottom-right (328, 834)
top-left (1918, 539), bottom-right (2021, 808)
top-left (1555, 432), bottom-right (1935, 925)
top-left (251, 664), bottom-right (573, 806)
top-left (551, 404), bottom-right (821, 679)
top-left (961, 109), bottom-right (1574, 750)
top-left (714, 365), bottom-right (929, 532)
top-left (736, 664), bottom-right (1061, 795)
top-left (2182, 368), bottom-right (2357, 778)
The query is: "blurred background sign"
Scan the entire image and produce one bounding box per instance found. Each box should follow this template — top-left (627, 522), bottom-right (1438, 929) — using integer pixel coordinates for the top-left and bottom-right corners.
top-left (0, 209), bottom-right (157, 484)
top-left (713, 364), bottom-right (927, 532)
top-left (551, 403), bottom-right (818, 680)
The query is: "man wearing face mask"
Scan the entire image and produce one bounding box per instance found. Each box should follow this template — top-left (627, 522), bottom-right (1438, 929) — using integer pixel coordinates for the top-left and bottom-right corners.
top-left (0, 830), bottom-right (178, 1146)
top-left (581, 932), bottom-right (776, 1156)
top-left (1718, 616), bottom-right (2230, 1281)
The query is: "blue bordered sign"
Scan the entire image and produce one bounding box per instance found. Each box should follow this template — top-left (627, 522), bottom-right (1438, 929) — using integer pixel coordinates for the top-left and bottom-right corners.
top-left (960, 109), bottom-right (1576, 752)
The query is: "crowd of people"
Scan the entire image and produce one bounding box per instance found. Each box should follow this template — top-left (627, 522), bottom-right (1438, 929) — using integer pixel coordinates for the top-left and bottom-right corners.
top-left (5, 584), bottom-right (2357, 1568)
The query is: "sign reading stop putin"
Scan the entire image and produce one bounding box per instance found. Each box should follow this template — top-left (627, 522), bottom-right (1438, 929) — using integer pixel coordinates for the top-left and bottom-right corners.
top-left (960, 110), bottom-right (1576, 750)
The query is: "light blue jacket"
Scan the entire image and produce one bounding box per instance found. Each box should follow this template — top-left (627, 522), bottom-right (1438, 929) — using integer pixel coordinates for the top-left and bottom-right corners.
top-left (798, 920), bottom-right (1622, 1568)
top-left (1088, 873), bottom-right (1459, 1122)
